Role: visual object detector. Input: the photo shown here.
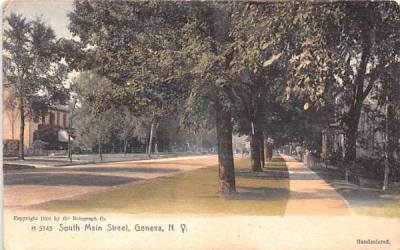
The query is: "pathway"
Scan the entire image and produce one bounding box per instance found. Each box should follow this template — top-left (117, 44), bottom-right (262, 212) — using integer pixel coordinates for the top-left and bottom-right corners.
top-left (282, 154), bottom-right (351, 215)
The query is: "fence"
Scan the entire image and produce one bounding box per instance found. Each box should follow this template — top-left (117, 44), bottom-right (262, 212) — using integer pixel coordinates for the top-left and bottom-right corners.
top-left (303, 152), bottom-right (325, 168)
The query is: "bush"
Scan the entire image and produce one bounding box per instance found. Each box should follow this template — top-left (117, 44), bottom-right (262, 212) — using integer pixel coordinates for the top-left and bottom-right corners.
top-left (355, 158), bottom-right (385, 180)
top-left (391, 161), bottom-right (400, 182)
top-left (28, 140), bottom-right (49, 156)
top-left (3, 139), bottom-right (19, 156)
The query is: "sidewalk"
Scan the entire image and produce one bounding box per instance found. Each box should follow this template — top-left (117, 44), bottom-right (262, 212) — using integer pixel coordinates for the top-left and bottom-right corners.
top-left (282, 154), bottom-right (351, 215)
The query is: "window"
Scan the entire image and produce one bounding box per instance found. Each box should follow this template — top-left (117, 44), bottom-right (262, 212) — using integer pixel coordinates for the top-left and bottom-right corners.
top-left (56, 112), bottom-right (60, 126)
top-left (49, 112), bottom-right (55, 126)
top-left (63, 113), bottom-right (67, 128)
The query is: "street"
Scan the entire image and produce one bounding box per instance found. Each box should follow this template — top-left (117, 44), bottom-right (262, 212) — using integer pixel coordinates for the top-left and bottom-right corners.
top-left (4, 155), bottom-right (399, 250)
top-left (3, 155), bottom-right (218, 209)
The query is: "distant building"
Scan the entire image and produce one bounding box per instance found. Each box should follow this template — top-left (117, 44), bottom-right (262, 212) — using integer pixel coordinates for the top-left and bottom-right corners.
top-left (321, 123), bottom-right (344, 161)
top-left (322, 94), bottom-right (386, 161)
top-left (3, 88), bottom-right (70, 154)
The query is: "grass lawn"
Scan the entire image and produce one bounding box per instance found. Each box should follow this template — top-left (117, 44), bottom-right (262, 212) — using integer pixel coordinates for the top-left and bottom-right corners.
top-left (38, 157), bottom-right (290, 215)
top-left (310, 165), bottom-right (400, 218)
top-left (352, 202), bottom-right (400, 218)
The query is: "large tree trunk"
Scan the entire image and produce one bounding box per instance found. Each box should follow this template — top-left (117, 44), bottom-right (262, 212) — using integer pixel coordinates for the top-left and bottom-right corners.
top-left (344, 102), bottom-right (363, 163)
top-left (384, 102), bottom-right (397, 189)
top-left (18, 96), bottom-right (25, 160)
top-left (250, 122), bottom-right (262, 172)
top-left (68, 132), bottom-right (72, 163)
top-left (123, 139), bottom-right (127, 156)
top-left (98, 133), bottom-right (103, 161)
top-left (215, 100), bottom-right (236, 197)
top-left (388, 67), bottom-right (400, 182)
top-left (387, 103), bottom-right (399, 181)
top-left (344, 126), bottom-right (358, 163)
top-left (260, 136), bottom-right (265, 168)
top-left (264, 137), bottom-right (270, 163)
top-left (344, 40), bottom-right (371, 163)
top-left (148, 121), bottom-right (155, 158)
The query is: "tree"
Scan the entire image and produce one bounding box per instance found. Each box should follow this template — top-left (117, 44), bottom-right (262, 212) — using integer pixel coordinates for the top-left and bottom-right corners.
top-left (71, 72), bottom-right (115, 158)
top-left (288, 2), bottom-right (400, 163)
top-left (227, 2), bottom-right (295, 170)
top-left (3, 14), bottom-right (69, 159)
top-left (179, 2), bottom-right (239, 195)
top-left (116, 107), bottom-right (140, 155)
top-left (372, 59), bottom-right (400, 187)
top-left (68, 1), bottom-right (238, 197)
top-left (74, 105), bottom-right (116, 160)
top-left (3, 87), bottom-right (19, 140)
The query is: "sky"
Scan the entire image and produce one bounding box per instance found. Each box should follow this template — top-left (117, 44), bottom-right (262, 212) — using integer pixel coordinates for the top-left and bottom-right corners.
top-left (3, 0), bottom-right (74, 38)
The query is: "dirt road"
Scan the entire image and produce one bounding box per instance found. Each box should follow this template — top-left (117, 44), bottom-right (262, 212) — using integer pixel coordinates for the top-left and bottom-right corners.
top-left (3, 155), bottom-right (218, 209)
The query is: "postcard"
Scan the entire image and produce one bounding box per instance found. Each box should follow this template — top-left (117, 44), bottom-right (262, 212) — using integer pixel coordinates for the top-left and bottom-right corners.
top-left (2, 1), bottom-right (400, 249)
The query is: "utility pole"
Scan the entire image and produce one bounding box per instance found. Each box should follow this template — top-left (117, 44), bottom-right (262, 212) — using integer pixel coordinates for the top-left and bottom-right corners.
top-left (68, 98), bottom-right (77, 163)
top-left (148, 120), bottom-right (155, 158)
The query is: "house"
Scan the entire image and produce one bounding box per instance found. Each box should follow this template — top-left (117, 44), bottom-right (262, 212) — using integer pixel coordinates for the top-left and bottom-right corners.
top-left (3, 88), bottom-right (70, 155)
top-left (322, 95), bottom-right (386, 161)
top-left (321, 123), bottom-right (344, 162)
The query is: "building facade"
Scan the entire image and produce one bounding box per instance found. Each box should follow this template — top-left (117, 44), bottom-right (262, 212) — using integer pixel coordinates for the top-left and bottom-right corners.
top-left (322, 95), bottom-right (386, 161)
top-left (3, 88), bottom-right (70, 155)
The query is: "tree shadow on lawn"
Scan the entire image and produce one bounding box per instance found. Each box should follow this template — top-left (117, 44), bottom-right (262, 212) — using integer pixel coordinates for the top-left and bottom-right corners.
top-left (235, 170), bottom-right (289, 180)
top-left (231, 186), bottom-right (290, 201)
top-left (236, 169), bottom-right (324, 181)
top-left (333, 182), bottom-right (400, 206)
top-left (35, 162), bottom-right (292, 214)
top-left (137, 162), bottom-right (210, 166)
top-left (230, 186), bottom-right (344, 201)
top-left (229, 168), bottom-right (290, 202)
top-left (274, 159), bottom-right (299, 162)
top-left (68, 167), bottom-right (180, 174)
top-left (311, 166), bottom-right (400, 207)
top-left (288, 172), bottom-right (324, 180)
top-left (4, 173), bottom-right (141, 186)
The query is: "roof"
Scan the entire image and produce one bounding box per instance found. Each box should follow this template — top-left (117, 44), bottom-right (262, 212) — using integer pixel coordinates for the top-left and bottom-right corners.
top-left (49, 104), bottom-right (69, 112)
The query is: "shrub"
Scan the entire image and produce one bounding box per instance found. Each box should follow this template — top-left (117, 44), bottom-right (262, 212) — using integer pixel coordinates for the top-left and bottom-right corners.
top-left (355, 158), bottom-right (385, 180)
top-left (3, 139), bottom-right (19, 156)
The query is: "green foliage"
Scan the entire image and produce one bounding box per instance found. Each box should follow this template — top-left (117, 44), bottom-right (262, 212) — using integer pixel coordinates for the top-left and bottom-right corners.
top-left (68, 1), bottom-right (189, 121)
top-left (74, 104), bottom-right (116, 150)
top-left (3, 139), bottom-right (19, 157)
top-left (288, 2), bottom-right (400, 110)
top-left (34, 125), bottom-right (64, 150)
top-left (67, 1), bottom-right (399, 157)
top-left (265, 102), bottom-right (334, 150)
top-left (72, 72), bottom-right (124, 149)
top-left (3, 13), bottom-right (70, 159)
top-left (3, 13), bottom-right (69, 118)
